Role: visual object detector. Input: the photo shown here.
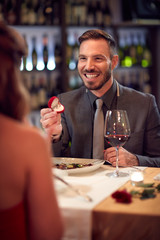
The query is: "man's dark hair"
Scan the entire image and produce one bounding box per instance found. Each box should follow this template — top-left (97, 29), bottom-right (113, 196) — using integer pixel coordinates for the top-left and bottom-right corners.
top-left (78, 29), bottom-right (117, 58)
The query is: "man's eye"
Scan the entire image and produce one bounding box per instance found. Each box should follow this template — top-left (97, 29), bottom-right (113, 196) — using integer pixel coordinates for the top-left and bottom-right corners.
top-left (79, 57), bottom-right (86, 61)
top-left (95, 57), bottom-right (103, 61)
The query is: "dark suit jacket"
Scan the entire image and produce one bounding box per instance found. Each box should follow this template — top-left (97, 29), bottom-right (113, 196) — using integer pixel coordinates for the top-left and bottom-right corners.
top-left (52, 82), bottom-right (160, 167)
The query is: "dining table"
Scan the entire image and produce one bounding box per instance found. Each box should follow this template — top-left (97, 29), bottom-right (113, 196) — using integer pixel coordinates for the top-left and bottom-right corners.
top-left (52, 160), bottom-right (160, 240)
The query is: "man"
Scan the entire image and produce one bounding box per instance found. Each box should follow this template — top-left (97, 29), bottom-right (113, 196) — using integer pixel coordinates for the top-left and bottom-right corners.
top-left (40, 29), bottom-right (160, 167)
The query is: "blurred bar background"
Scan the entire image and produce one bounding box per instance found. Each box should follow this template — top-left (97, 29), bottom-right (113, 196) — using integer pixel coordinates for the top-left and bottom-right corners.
top-left (1, 0), bottom-right (160, 127)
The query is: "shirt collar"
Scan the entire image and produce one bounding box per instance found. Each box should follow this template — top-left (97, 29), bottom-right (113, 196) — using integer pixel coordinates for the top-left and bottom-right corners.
top-left (86, 79), bottom-right (117, 109)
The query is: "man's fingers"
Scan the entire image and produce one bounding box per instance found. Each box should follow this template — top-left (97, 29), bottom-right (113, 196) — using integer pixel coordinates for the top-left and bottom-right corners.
top-left (40, 108), bottom-right (52, 116)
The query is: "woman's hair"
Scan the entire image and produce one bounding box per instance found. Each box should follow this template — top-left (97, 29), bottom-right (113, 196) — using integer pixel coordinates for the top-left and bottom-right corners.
top-left (78, 29), bottom-right (117, 58)
top-left (0, 22), bottom-right (30, 121)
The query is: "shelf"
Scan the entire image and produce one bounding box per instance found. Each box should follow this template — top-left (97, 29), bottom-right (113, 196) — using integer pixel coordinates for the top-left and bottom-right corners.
top-left (113, 20), bottom-right (160, 28)
top-left (3, 0), bottom-right (160, 111)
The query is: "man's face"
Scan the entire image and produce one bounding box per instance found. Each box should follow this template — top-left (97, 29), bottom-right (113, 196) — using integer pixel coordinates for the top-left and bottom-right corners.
top-left (78, 39), bottom-right (113, 91)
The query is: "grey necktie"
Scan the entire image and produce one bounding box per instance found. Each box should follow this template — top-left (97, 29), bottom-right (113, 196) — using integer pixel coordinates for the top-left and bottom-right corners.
top-left (93, 99), bottom-right (104, 159)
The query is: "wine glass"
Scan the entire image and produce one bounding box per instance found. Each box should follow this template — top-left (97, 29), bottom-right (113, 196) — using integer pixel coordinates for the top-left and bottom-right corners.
top-left (104, 110), bottom-right (131, 177)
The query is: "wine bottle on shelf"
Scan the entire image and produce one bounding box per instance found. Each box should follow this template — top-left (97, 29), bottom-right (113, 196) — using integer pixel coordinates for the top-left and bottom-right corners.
top-left (38, 75), bottom-right (48, 108)
top-left (21, 35), bottom-right (28, 71)
top-left (20, 1), bottom-right (29, 25)
top-left (27, 0), bottom-right (37, 25)
top-left (32, 37), bottom-right (38, 70)
top-left (43, 0), bottom-right (53, 25)
top-left (66, 33), bottom-right (77, 70)
top-left (79, 0), bottom-right (87, 26)
top-left (5, 0), bottom-right (17, 25)
top-left (68, 33), bottom-right (79, 70)
top-left (21, 73), bottom-right (31, 92)
top-left (103, 1), bottom-right (112, 27)
top-left (75, 0), bottom-right (81, 26)
top-left (54, 36), bottom-right (62, 69)
top-left (36, 0), bottom-right (45, 25)
top-left (42, 34), bottom-right (49, 69)
top-left (95, 0), bottom-right (103, 26)
top-left (129, 70), bottom-right (140, 91)
top-left (68, 37), bottom-right (79, 71)
top-left (45, 36), bottom-right (56, 71)
top-left (136, 33), bottom-right (144, 66)
top-left (52, 0), bottom-right (60, 25)
top-left (129, 33), bottom-right (138, 66)
top-left (65, 0), bottom-right (72, 25)
top-left (87, 0), bottom-right (95, 26)
top-left (30, 74), bottom-right (39, 110)
top-left (66, 42), bottom-right (72, 68)
top-left (142, 69), bottom-right (151, 93)
top-left (118, 35), bottom-right (125, 67)
top-left (142, 33), bottom-right (152, 68)
top-left (69, 73), bottom-right (78, 89)
top-left (71, 33), bottom-right (79, 69)
top-left (123, 34), bottom-right (132, 67)
top-left (70, 0), bottom-right (78, 25)
top-left (68, 52), bottom-right (76, 70)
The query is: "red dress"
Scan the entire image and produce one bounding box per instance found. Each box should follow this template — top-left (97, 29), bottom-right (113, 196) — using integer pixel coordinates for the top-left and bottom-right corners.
top-left (0, 202), bottom-right (27, 240)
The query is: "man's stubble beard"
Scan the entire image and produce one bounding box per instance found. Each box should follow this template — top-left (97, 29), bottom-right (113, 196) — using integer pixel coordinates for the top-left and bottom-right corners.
top-left (79, 63), bottom-right (112, 91)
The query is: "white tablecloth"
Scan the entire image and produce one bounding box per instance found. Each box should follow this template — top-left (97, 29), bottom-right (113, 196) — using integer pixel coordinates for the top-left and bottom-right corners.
top-left (53, 165), bottom-right (145, 239)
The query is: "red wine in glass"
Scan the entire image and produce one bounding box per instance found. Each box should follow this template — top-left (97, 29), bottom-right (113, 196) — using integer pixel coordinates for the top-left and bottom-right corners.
top-left (104, 110), bottom-right (131, 177)
top-left (105, 134), bottom-right (130, 148)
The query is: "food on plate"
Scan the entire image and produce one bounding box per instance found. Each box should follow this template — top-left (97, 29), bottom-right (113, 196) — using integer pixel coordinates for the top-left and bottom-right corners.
top-left (48, 96), bottom-right (65, 113)
top-left (55, 163), bottom-right (93, 170)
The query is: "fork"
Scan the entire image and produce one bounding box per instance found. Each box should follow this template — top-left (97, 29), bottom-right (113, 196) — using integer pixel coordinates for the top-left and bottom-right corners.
top-left (54, 174), bottom-right (93, 202)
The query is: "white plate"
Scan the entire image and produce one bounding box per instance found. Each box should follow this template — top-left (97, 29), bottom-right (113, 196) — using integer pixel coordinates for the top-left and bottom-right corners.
top-left (52, 157), bottom-right (104, 174)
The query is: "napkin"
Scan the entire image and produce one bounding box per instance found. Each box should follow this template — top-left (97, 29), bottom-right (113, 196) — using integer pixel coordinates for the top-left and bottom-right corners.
top-left (53, 166), bottom-right (140, 239)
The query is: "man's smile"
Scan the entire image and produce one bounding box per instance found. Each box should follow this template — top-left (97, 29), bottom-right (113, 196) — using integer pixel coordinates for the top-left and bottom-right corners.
top-left (83, 72), bottom-right (100, 80)
top-left (85, 74), bottom-right (99, 78)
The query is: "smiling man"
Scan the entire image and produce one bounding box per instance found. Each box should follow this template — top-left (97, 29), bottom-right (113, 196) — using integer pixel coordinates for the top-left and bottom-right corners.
top-left (40, 29), bottom-right (160, 167)
top-left (78, 33), bottom-right (118, 96)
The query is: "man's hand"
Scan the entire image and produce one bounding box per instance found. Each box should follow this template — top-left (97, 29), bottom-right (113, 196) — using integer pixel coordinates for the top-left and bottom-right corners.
top-left (40, 108), bottom-right (62, 141)
top-left (104, 147), bottom-right (139, 166)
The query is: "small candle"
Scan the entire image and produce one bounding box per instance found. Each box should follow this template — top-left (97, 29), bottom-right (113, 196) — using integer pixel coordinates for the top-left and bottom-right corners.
top-left (130, 171), bottom-right (144, 186)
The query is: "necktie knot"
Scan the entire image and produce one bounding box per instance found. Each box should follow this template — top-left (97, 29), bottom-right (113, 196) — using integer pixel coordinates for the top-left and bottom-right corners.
top-left (96, 99), bottom-right (103, 109)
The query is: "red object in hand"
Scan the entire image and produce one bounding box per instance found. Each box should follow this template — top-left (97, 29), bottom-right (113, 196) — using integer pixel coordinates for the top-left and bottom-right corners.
top-left (48, 96), bottom-right (65, 113)
top-left (112, 190), bottom-right (132, 203)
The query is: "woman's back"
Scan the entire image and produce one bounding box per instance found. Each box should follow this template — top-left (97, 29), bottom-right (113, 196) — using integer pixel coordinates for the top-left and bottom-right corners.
top-left (0, 114), bottom-right (28, 209)
top-left (0, 114), bottom-right (63, 239)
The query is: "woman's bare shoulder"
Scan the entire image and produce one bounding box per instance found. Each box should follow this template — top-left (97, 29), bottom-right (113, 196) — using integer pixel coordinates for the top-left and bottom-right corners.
top-left (18, 124), bottom-right (48, 155)
top-left (0, 115), bottom-right (48, 162)
top-left (20, 124), bottom-right (45, 143)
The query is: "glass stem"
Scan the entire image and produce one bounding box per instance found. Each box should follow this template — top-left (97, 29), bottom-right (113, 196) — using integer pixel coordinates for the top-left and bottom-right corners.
top-left (115, 146), bottom-right (119, 176)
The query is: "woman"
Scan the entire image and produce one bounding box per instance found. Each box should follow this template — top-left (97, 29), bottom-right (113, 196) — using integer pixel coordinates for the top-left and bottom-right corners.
top-left (0, 22), bottom-right (63, 239)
